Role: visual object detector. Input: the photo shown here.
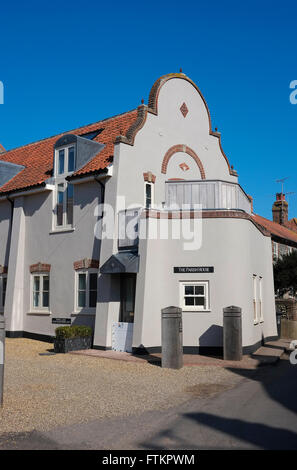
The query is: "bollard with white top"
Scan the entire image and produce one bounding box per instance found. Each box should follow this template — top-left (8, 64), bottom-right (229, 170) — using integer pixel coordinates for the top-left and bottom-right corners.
top-left (0, 314), bottom-right (5, 407)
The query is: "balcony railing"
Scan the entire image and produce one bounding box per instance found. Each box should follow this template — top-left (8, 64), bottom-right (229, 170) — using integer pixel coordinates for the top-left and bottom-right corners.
top-left (165, 180), bottom-right (251, 213)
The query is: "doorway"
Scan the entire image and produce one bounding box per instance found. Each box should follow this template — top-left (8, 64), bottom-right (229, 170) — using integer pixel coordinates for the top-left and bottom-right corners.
top-left (120, 274), bottom-right (136, 323)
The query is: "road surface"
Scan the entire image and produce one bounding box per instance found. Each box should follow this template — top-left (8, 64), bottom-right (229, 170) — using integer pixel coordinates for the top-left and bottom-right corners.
top-left (0, 354), bottom-right (296, 450)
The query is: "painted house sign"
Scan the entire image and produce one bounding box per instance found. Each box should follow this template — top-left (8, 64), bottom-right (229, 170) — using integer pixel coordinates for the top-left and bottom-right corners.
top-left (52, 318), bottom-right (72, 325)
top-left (173, 267), bottom-right (214, 273)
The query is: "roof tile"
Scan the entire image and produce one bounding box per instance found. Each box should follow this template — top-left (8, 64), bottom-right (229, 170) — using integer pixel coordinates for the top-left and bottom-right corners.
top-left (0, 109), bottom-right (137, 194)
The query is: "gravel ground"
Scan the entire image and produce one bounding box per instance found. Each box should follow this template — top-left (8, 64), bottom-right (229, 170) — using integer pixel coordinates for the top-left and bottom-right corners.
top-left (0, 338), bottom-right (243, 434)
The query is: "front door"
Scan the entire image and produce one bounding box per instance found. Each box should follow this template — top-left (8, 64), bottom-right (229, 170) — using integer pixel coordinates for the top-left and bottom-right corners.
top-left (120, 274), bottom-right (136, 323)
top-left (112, 274), bottom-right (136, 352)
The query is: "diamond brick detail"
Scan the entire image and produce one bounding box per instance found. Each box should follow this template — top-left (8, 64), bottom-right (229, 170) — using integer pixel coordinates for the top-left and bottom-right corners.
top-left (180, 102), bottom-right (188, 118)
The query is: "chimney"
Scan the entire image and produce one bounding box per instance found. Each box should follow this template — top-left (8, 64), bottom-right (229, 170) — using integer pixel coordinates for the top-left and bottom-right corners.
top-left (247, 195), bottom-right (253, 213)
top-left (272, 193), bottom-right (288, 225)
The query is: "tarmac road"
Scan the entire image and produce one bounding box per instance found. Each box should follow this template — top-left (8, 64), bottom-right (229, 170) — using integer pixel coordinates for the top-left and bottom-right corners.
top-left (1, 355), bottom-right (296, 450)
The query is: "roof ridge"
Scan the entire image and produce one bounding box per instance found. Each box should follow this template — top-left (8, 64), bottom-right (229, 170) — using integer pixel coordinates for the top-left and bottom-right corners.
top-left (2, 108), bottom-right (137, 154)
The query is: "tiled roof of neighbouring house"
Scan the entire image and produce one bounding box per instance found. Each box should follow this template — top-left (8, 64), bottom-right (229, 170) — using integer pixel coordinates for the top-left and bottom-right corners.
top-left (0, 109), bottom-right (138, 194)
top-left (252, 213), bottom-right (297, 245)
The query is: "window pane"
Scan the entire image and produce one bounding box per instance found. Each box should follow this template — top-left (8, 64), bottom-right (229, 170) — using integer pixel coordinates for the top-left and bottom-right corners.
top-left (185, 297), bottom-right (195, 306)
top-left (57, 184), bottom-right (64, 226)
top-left (66, 184), bottom-right (73, 225)
top-left (78, 274), bottom-right (86, 290)
top-left (185, 286), bottom-right (194, 295)
top-left (195, 297), bottom-right (205, 306)
top-left (33, 292), bottom-right (40, 308)
top-left (68, 147), bottom-right (75, 172)
top-left (89, 290), bottom-right (97, 308)
top-left (195, 285), bottom-right (204, 295)
top-left (89, 273), bottom-right (97, 290)
top-left (34, 276), bottom-right (40, 292)
top-left (43, 292), bottom-right (49, 307)
top-left (58, 150), bottom-right (65, 174)
top-left (43, 276), bottom-right (49, 292)
top-left (145, 184), bottom-right (152, 207)
top-left (78, 291), bottom-right (86, 308)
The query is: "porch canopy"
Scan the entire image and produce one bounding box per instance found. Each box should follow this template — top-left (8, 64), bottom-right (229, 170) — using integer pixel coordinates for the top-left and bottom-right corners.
top-left (100, 252), bottom-right (139, 274)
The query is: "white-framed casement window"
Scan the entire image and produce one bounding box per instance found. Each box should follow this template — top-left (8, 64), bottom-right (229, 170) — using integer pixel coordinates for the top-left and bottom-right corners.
top-left (53, 145), bottom-right (75, 230)
top-left (55, 181), bottom-right (74, 228)
top-left (55, 146), bottom-right (75, 176)
top-left (75, 270), bottom-right (98, 312)
top-left (253, 275), bottom-right (258, 324)
top-left (144, 182), bottom-right (154, 208)
top-left (180, 281), bottom-right (209, 311)
top-left (259, 276), bottom-right (264, 322)
top-left (0, 275), bottom-right (7, 311)
top-left (31, 273), bottom-right (50, 311)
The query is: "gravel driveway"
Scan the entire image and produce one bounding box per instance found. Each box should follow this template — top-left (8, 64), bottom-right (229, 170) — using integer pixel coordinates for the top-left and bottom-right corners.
top-left (0, 338), bottom-right (243, 434)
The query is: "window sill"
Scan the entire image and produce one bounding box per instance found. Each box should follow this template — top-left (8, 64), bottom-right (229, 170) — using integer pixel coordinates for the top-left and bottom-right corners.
top-left (50, 227), bottom-right (75, 234)
top-left (27, 311), bottom-right (51, 316)
top-left (182, 309), bottom-right (211, 313)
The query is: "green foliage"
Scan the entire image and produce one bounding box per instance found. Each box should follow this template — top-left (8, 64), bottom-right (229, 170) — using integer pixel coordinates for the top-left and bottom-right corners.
top-left (55, 325), bottom-right (93, 339)
top-left (274, 251), bottom-right (297, 297)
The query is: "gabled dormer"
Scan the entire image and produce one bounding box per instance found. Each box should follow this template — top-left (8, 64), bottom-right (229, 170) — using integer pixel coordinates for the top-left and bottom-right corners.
top-left (51, 134), bottom-right (105, 231)
top-left (53, 134), bottom-right (104, 177)
top-left (0, 160), bottom-right (25, 188)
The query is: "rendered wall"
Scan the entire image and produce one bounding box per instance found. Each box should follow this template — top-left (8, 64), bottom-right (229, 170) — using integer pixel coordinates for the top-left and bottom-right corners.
top-left (132, 217), bottom-right (277, 351)
top-left (5, 181), bottom-right (101, 337)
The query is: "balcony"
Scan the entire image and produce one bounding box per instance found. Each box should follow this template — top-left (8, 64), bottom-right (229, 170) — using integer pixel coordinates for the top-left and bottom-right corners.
top-left (165, 179), bottom-right (251, 213)
top-left (117, 180), bottom-right (251, 251)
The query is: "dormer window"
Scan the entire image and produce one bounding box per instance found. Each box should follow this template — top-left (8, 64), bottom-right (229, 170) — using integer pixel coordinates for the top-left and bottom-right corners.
top-left (53, 143), bottom-right (76, 231)
top-left (56, 145), bottom-right (75, 176)
top-left (52, 134), bottom-right (105, 232)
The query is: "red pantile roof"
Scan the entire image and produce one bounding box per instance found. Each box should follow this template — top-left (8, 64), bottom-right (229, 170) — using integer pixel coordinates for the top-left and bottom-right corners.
top-left (252, 213), bottom-right (297, 245)
top-left (0, 109), bottom-right (138, 194)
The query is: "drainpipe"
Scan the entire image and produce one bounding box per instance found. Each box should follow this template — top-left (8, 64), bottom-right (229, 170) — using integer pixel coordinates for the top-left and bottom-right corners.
top-left (6, 195), bottom-right (14, 266)
top-left (95, 178), bottom-right (105, 219)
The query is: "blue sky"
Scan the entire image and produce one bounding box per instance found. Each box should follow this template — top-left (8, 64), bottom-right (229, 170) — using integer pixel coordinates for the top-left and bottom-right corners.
top-left (0, 0), bottom-right (296, 219)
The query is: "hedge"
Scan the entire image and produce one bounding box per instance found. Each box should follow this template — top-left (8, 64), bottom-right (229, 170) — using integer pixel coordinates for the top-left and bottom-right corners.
top-left (55, 325), bottom-right (93, 339)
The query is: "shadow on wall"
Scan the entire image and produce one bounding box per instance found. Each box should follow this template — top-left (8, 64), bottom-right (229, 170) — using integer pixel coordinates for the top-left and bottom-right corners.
top-left (199, 324), bottom-right (223, 349)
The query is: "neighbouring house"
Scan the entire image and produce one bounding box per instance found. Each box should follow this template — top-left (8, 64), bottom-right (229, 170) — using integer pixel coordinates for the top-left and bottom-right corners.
top-left (252, 193), bottom-right (297, 263)
top-left (0, 72), bottom-right (279, 354)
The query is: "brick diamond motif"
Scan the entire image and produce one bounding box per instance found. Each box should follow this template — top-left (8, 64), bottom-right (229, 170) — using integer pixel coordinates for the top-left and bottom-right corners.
top-left (179, 162), bottom-right (190, 172)
top-left (180, 102), bottom-right (189, 118)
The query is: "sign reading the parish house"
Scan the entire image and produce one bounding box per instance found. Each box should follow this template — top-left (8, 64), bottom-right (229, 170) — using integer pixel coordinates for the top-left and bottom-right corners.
top-left (173, 266), bottom-right (214, 273)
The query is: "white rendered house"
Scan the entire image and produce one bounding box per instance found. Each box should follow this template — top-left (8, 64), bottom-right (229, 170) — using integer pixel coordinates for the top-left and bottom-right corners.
top-left (0, 72), bottom-right (280, 354)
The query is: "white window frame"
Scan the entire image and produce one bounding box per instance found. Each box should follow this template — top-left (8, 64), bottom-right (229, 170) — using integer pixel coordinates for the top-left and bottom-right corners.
top-left (75, 269), bottom-right (98, 313)
top-left (180, 281), bottom-right (210, 312)
top-left (144, 182), bottom-right (154, 209)
top-left (0, 274), bottom-right (7, 312)
top-left (53, 181), bottom-right (74, 230)
top-left (31, 273), bottom-right (50, 313)
top-left (52, 145), bottom-right (76, 231)
top-left (253, 275), bottom-right (258, 324)
top-left (54, 145), bottom-right (76, 177)
top-left (259, 276), bottom-right (264, 323)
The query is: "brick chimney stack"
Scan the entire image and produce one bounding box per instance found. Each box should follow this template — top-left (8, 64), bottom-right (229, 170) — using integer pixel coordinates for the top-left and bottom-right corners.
top-left (272, 193), bottom-right (288, 225)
